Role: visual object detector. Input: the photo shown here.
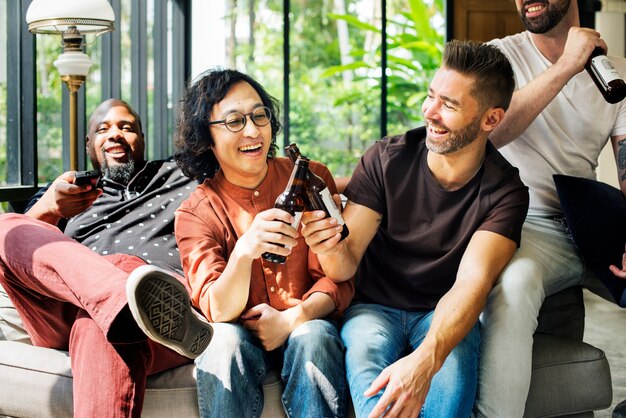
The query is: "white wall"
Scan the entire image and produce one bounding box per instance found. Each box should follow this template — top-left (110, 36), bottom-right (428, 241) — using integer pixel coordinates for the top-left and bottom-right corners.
top-left (596, 5), bottom-right (625, 188)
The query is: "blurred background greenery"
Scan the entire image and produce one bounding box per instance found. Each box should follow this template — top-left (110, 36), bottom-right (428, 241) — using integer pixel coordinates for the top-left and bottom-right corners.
top-left (0, 0), bottom-right (444, 199)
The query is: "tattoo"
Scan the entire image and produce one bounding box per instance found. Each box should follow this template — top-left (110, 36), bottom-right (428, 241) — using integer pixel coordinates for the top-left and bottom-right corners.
top-left (618, 139), bottom-right (626, 182)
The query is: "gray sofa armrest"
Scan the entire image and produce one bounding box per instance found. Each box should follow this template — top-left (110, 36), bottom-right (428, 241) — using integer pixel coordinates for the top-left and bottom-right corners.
top-left (525, 335), bottom-right (611, 417)
top-left (524, 286), bottom-right (612, 417)
top-left (0, 341), bottom-right (73, 417)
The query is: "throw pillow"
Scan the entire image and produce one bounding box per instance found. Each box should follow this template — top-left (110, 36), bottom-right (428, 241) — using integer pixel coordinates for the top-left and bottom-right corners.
top-left (554, 174), bottom-right (626, 307)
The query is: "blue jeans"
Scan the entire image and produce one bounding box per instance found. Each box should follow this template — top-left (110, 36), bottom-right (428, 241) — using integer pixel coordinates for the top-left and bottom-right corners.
top-left (340, 303), bottom-right (480, 418)
top-left (195, 320), bottom-right (347, 418)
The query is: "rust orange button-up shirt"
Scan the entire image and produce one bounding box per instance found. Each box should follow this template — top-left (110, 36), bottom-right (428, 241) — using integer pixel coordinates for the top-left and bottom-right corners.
top-left (175, 157), bottom-right (354, 322)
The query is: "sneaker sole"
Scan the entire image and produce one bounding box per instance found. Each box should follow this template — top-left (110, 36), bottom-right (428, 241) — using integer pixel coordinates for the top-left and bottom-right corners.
top-left (126, 265), bottom-right (213, 359)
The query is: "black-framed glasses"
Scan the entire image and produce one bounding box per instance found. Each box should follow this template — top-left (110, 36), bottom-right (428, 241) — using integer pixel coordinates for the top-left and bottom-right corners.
top-left (208, 106), bottom-right (272, 133)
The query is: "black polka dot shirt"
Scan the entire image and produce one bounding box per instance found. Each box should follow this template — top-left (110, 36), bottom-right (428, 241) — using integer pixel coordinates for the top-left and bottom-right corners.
top-left (63, 160), bottom-right (198, 275)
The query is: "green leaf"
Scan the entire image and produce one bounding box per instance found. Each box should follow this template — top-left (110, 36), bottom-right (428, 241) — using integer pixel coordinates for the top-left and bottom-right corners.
top-left (327, 13), bottom-right (379, 33)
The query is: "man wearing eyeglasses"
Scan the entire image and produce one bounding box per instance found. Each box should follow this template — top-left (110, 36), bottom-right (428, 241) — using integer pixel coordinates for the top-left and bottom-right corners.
top-left (127, 68), bottom-right (354, 418)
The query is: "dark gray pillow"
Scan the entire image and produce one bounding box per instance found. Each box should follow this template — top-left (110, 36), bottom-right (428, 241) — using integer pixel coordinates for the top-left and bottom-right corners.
top-left (554, 174), bottom-right (626, 307)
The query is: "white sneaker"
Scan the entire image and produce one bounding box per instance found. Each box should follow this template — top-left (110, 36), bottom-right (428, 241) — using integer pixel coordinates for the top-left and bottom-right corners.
top-left (126, 265), bottom-right (213, 359)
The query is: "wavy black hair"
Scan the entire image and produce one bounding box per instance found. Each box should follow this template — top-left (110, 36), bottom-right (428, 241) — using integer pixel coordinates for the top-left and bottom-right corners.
top-left (174, 68), bottom-right (282, 180)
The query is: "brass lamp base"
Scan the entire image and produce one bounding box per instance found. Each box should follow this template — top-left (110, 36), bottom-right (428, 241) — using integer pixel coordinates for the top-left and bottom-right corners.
top-left (61, 75), bottom-right (86, 171)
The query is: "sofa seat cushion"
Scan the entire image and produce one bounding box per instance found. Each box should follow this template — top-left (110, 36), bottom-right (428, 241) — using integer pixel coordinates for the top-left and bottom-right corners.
top-left (0, 286), bottom-right (30, 344)
top-left (0, 341), bottom-right (72, 417)
top-left (0, 341), bottom-right (287, 418)
top-left (0, 284), bottom-right (612, 418)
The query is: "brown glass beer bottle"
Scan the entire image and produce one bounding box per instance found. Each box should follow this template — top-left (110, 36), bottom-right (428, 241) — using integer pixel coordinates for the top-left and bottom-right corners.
top-left (262, 157), bottom-right (309, 264)
top-left (585, 47), bottom-right (626, 104)
top-left (285, 144), bottom-right (349, 241)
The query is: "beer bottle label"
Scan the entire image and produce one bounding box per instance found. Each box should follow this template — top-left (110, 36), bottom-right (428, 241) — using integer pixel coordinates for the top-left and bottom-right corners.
top-left (590, 55), bottom-right (620, 86)
top-left (284, 211), bottom-right (303, 250)
top-left (319, 188), bottom-right (345, 226)
top-left (291, 211), bottom-right (303, 229)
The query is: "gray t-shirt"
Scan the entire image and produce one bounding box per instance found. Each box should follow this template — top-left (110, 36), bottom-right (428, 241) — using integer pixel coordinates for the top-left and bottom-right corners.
top-left (490, 31), bottom-right (626, 216)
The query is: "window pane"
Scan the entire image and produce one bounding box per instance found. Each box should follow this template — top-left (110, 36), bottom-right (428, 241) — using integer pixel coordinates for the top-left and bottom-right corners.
top-left (191, 0), bottom-right (284, 92)
top-left (35, 31), bottom-right (105, 183)
top-left (291, 0), bottom-right (381, 177)
top-left (190, 0), bottom-right (284, 140)
top-left (146, 0), bottom-right (156, 160)
top-left (86, 37), bottom-right (103, 137)
top-left (36, 35), bottom-right (63, 184)
top-left (0, 0), bottom-right (7, 187)
top-left (386, 0), bottom-right (444, 134)
top-left (121, 0), bottom-right (133, 105)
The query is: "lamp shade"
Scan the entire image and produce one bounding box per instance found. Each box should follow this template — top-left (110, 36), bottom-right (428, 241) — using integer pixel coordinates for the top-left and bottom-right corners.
top-left (54, 51), bottom-right (94, 77)
top-left (26, 0), bottom-right (115, 35)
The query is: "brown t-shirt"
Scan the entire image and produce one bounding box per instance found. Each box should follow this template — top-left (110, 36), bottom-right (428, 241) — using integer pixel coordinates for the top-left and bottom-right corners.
top-left (175, 157), bottom-right (355, 322)
top-left (344, 127), bottom-right (529, 311)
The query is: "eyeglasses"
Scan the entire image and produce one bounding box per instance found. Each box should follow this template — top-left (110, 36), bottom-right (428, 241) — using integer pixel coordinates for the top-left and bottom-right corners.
top-left (208, 106), bottom-right (272, 133)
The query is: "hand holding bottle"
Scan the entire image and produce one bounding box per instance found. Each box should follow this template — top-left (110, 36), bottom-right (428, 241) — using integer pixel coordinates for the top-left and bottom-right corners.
top-left (285, 143), bottom-right (350, 241)
top-left (585, 47), bottom-right (626, 104)
top-left (262, 157), bottom-right (309, 263)
top-left (557, 27), bottom-right (625, 104)
top-left (557, 27), bottom-right (605, 78)
top-left (301, 209), bottom-right (347, 255)
top-left (235, 208), bottom-right (298, 262)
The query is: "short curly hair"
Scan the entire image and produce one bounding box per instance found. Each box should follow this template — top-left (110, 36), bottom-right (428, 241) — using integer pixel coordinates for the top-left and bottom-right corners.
top-left (174, 68), bottom-right (282, 180)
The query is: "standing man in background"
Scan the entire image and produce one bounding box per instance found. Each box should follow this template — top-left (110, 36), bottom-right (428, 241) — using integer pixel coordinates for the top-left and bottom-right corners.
top-left (476, 1), bottom-right (626, 416)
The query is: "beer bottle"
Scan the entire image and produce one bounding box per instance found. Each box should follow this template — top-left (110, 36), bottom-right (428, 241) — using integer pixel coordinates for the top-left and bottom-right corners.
top-left (285, 144), bottom-right (349, 241)
top-left (585, 47), bottom-right (626, 104)
top-left (262, 157), bottom-right (309, 264)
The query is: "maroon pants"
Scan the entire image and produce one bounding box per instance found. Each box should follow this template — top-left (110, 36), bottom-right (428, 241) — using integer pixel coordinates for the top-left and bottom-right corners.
top-left (0, 213), bottom-right (191, 417)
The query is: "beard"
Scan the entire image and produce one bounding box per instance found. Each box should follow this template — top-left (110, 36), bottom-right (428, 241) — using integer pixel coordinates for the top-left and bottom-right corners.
top-left (425, 115), bottom-right (482, 155)
top-left (100, 149), bottom-right (136, 185)
top-left (521, 0), bottom-right (570, 34)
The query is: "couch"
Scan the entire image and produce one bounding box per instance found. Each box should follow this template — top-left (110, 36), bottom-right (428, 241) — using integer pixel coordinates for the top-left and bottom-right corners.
top-left (0, 283), bottom-right (612, 418)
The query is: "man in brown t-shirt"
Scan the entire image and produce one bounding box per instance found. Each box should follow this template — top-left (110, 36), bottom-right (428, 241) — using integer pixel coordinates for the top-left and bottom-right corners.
top-left (302, 40), bottom-right (529, 417)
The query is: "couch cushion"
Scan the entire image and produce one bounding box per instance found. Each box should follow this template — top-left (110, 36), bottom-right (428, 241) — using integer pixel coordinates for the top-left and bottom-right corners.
top-left (0, 285), bottom-right (31, 344)
top-left (0, 340), bottom-right (289, 418)
top-left (0, 341), bottom-right (72, 417)
top-left (535, 286), bottom-right (584, 340)
top-left (554, 174), bottom-right (626, 307)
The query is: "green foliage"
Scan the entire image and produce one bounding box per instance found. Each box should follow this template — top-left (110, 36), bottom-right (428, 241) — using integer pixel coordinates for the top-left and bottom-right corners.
top-left (7, 0), bottom-right (444, 189)
top-left (325, 0), bottom-right (444, 137)
top-left (35, 35), bottom-right (64, 184)
top-left (287, 68), bottom-right (380, 176)
top-left (259, 0), bottom-right (445, 177)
